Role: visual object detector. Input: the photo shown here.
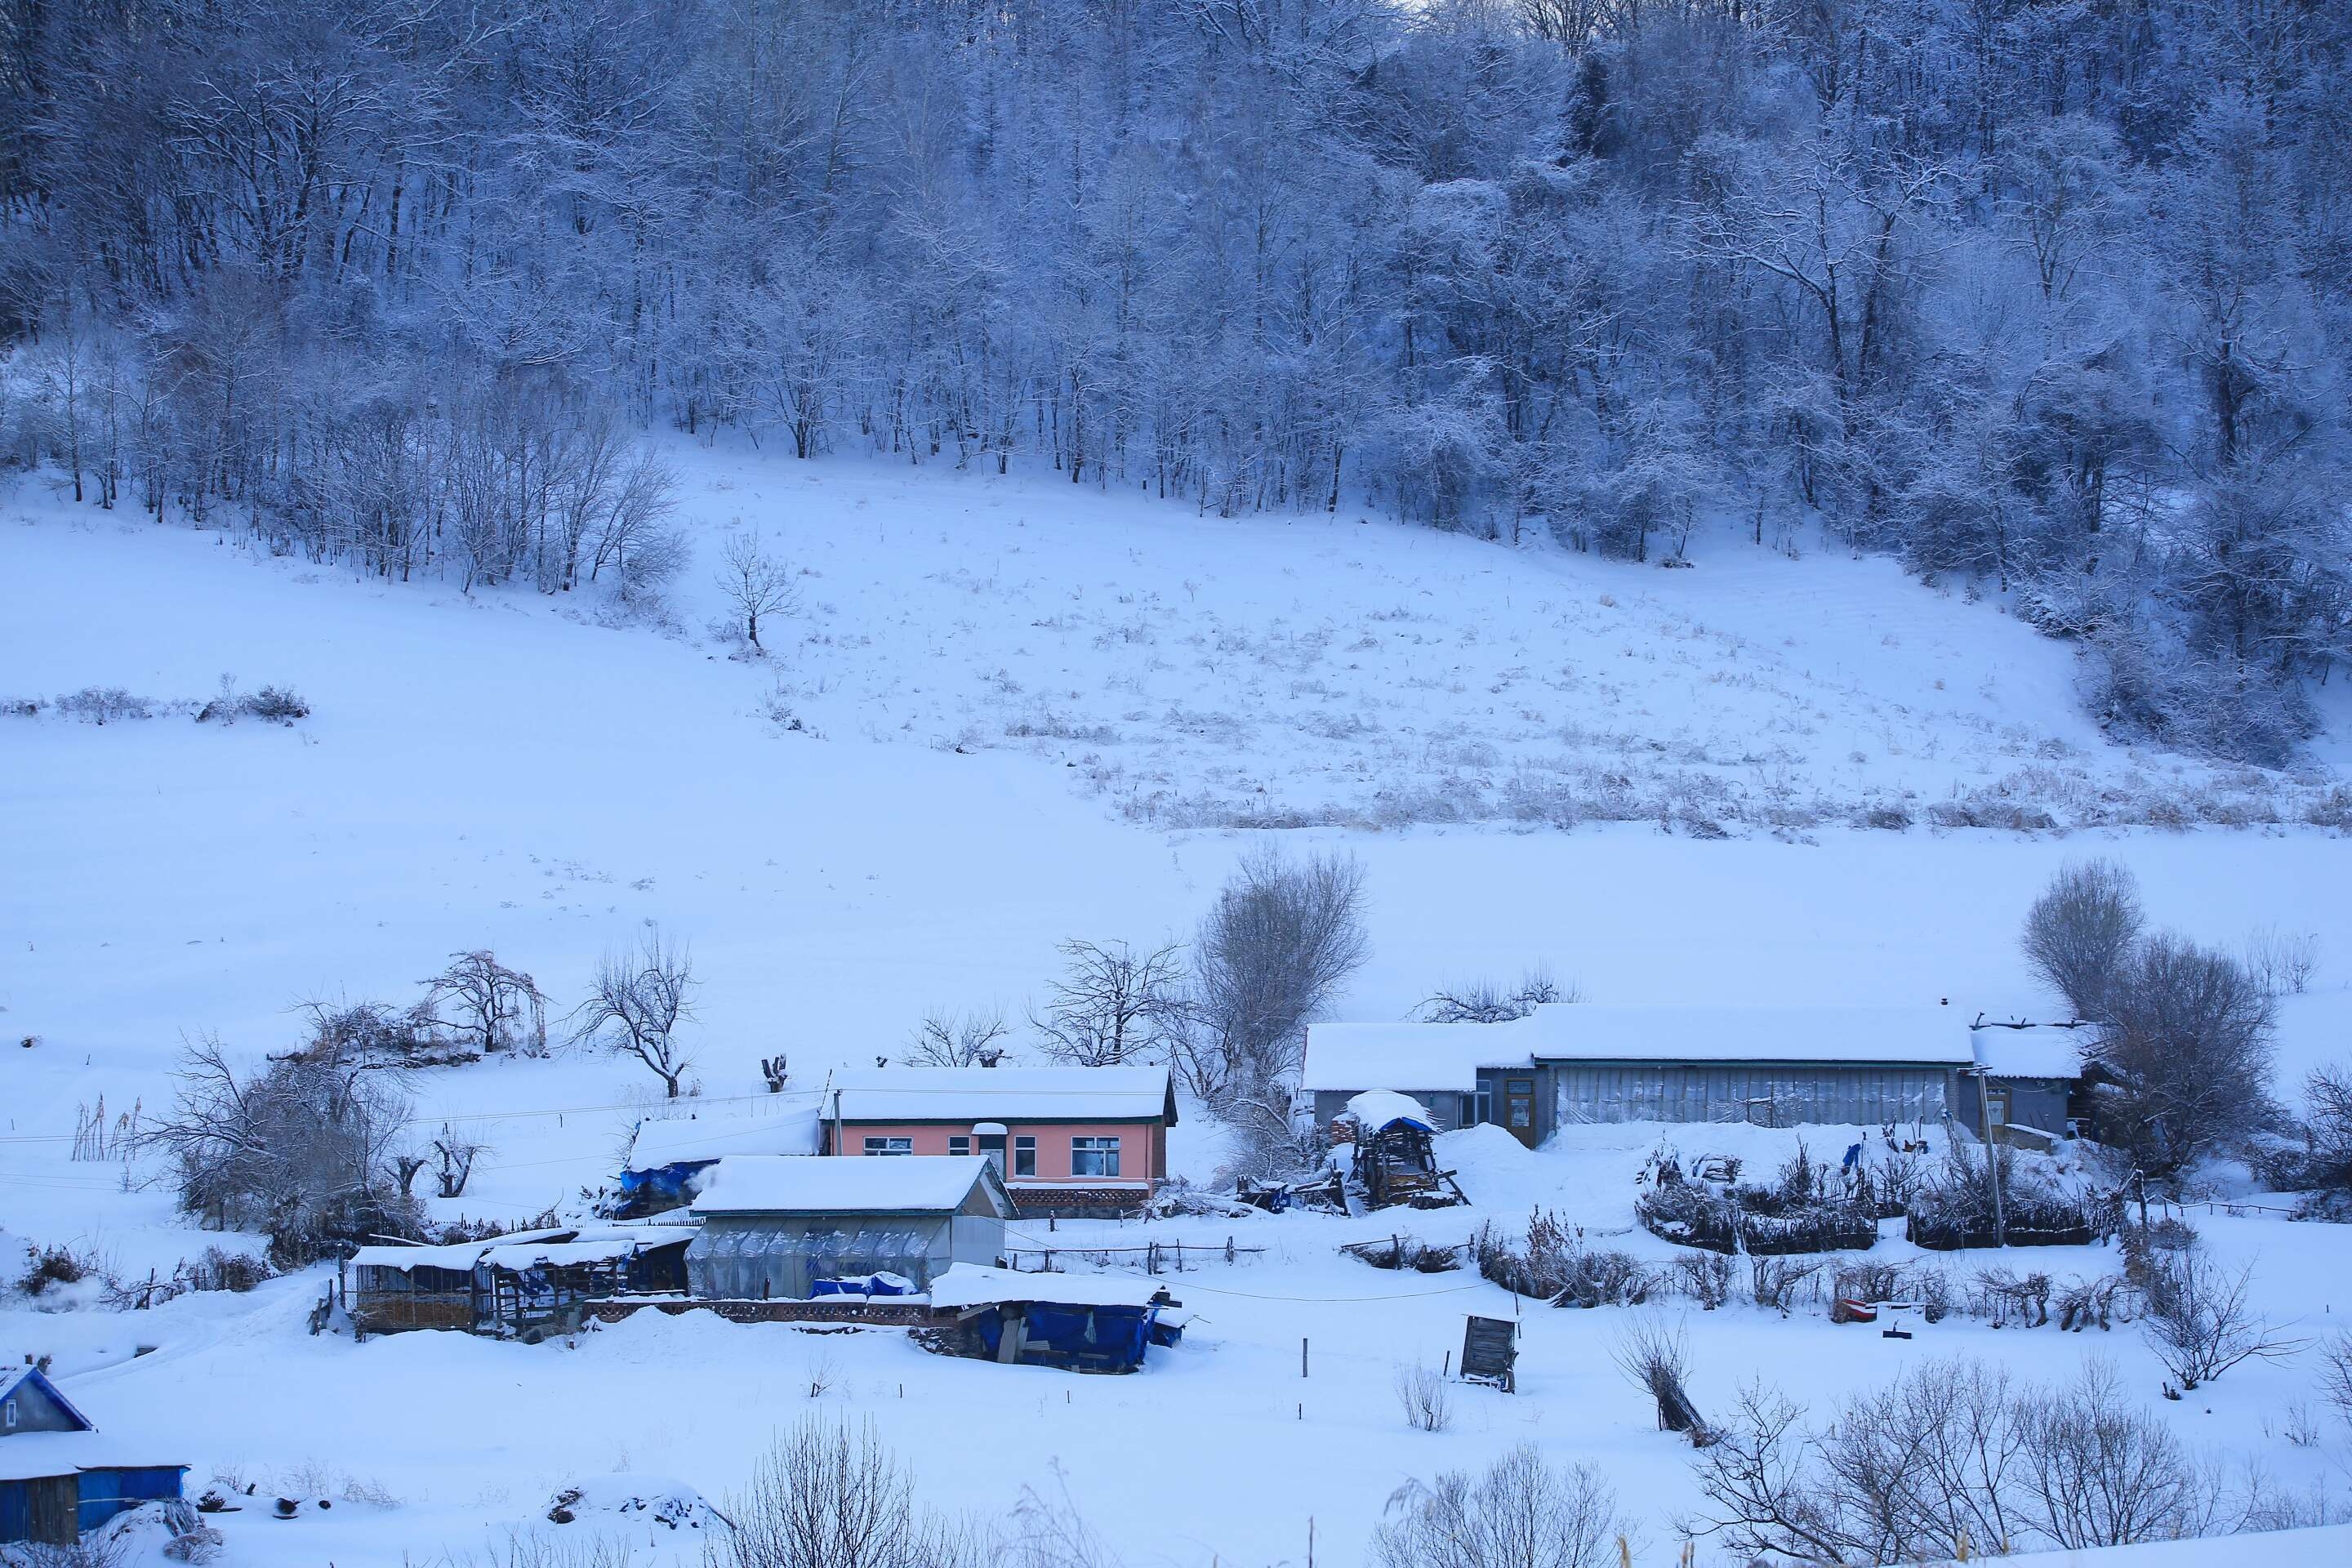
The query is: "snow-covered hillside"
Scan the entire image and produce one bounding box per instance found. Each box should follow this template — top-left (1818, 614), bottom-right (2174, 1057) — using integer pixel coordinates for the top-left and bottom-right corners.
top-left (5, 447), bottom-right (2352, 1566)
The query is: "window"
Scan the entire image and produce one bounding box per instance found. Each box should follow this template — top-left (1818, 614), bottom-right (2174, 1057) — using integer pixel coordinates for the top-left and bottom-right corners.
top-left (1071, 1136), bottom-right (1121, 1178)
top-left (948, 1136), bottom-right (971, 1156)
top-left (1013, 1136), bottom-right (1036, 1177)
top-left (3, 1399), bottom-right (15, 1429)
top-left (863, 1137), bottom-right (913, 1156)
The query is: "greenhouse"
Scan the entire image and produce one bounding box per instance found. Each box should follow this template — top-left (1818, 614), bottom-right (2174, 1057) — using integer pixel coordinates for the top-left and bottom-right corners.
top-left (684, 1155), bottom-right (1012, 1301)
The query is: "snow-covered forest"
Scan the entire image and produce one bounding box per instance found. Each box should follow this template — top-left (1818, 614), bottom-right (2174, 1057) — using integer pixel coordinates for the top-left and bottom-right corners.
top-left (2, 0), bottom-right (2348, 763)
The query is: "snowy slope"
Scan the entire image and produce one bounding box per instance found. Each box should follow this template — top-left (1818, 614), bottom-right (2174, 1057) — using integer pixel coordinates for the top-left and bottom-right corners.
top-left (6, 448), bottom-right (2352, 1565)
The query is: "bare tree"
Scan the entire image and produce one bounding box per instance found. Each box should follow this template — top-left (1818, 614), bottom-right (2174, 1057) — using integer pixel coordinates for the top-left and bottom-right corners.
top-left (421, 951), bottom-right (550, 1058)
top-left (1182, 849), bottom-right (1368, 1103)
top-left (2099, 933), bottom-right (2278, 1174)
top-left (1030, 940), bottom-right (1188, 1067)
top-left (714, 1414), bottom-right (983, 1568)
top-left (570, 926), bottom-right (700, 1098)
top-left (715, 529), bottom-right (801, 652)
top-left (430, 1127), bottom-right (491, 1198)
top-left (2019, 1361), bottom-right (2225, 1549)
top-left (2141, 1253), bottom-right (2300, 1389)
top-left (1419, 966), bottom-right (1576, 1023)
top-left (1392, 1359), bottom-right (1454, 1432)
top-left (1612, 1315), bottom-right (1705, 1436)
top-left (2021, 858), bottom-right (2145, 1021)
top-left (1375, 1444), bottom-right (1626, 1568)
top-left (1689, 1358), bottom-right (2222, 1561)
top-left (137, 1032), bottom-right (418, 1263)
top-left (901, 1008), bottom-right (1011, 1068)
top-left (2319, 1331), bottom-right (2352, 1432)
top-left (2242, 924), bottom-right (2319, 996)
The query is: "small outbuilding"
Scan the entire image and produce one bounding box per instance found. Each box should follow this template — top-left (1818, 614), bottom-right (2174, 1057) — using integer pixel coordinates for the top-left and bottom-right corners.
top-left (926, 1264), bottom-right (1178, 1374)
top-left (687, 1155), bottom-right (1012, 1301)
top-left (0, 1366), bottom-right (186, 1547)
top-left (346, 1224), bottom-right (694, 1341)
top-left (1960, 1019), bottom-right (2091, 1150)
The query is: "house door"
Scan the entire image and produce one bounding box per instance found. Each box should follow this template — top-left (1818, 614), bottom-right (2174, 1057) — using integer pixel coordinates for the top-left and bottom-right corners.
top-left (1503, 1079), bottom-right (1538, 1148)
top-left (976, 1132), bottom-right (1007, 1175)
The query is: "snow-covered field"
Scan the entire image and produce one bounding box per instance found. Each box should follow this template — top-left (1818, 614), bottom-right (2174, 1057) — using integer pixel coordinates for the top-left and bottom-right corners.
top-left (5, 444), bottom-right (2352, 1565)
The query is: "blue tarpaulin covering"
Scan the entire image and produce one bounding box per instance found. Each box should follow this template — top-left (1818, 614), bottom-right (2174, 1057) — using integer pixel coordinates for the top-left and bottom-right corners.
top-left (973, 1302), bottom-right (1160, 1373)
top-left (809, 1272), bottom-right (917, 1298)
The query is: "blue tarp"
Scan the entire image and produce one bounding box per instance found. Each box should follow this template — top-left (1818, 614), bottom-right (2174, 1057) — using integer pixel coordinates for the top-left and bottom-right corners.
top-left (77, 1466), bottom-right (187, 1533)
top-left (973, 1302), bottom-right (1160, 1373)
top-left (809, 1272), bottom-right (916, 1298)
top-left (615, 1159), bottom-right (715, 1214)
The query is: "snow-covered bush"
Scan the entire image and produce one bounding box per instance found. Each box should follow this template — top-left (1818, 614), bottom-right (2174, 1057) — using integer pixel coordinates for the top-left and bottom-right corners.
top-left (1475, 1210), bottom-right (1654, 1306)
top-left (1392, 1360), bottom-right (1454, 1432)
top-left (1692, 1358), bottom-right (2235, 1560)
top-left (141, 1032), bottom-right (422, 1266)
top-left (1374, 1444), bottom-right (1627, 1568)
top-left (1904, 1143), bottom-right (2098, 1250)
top-left (712, 1414), bottom-right (986, 1568)
top-left (2141, 1253), bottom-right (2298, 1390)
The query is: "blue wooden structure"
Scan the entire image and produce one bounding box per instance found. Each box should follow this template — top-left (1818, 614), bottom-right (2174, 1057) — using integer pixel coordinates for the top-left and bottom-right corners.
top-left (0, 1366), bottom-right (187, 1546)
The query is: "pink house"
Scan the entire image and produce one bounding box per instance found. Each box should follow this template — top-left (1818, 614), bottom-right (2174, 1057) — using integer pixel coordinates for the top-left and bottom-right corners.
top-left (820, 1067), bottom-right (1177, 1218)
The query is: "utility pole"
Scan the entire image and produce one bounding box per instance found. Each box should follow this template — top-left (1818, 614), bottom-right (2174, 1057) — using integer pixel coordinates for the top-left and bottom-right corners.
top-left (1976, 1069), bottom-right (2006, 1246)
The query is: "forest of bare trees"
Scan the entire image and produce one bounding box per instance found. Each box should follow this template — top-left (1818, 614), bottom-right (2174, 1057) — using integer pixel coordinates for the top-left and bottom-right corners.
top-left (2, 1), bottom-right (2346, 759)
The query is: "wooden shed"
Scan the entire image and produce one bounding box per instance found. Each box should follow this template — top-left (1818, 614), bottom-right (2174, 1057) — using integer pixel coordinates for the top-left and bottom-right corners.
top-left (347, 1224), bottom-right (694, 1341)
top-left (0, 1367), bottom-right (186, 1547)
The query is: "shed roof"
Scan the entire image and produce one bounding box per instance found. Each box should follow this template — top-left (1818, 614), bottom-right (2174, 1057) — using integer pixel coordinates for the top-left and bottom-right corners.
top-left (349, 1225), bottom-right (694, 1274)
top-left (0, 1432), bottom-right (185, 1483)
top-left (626, 1102), bottom-right (823, 1170)
top-left (826, 1067), bottom-right (1175, 1125)
top-left (1301, 1021), bottom-right (1532, 1092)
top-left (1342, 1089), bottom-right (1440, 1134)
top-left (1970, 1020), bottom-right (2091, 1080)
top-left (691, 1154), bottom-right (1009, 1216)
top-left (929, 1263), bottom-right (1168, 1311)
top-left (1303, 1004), bottom-right (1972, 1092)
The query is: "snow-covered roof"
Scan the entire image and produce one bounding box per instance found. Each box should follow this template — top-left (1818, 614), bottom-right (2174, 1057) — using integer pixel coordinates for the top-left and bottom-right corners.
top-left (928, 1263), bottom-right (1169, 1311)
top-left (1304, 1004), bottom-right (1972, 1090)
top-left (0, 1366), bottom-right (90, 1432)
top-left (691, 1154), bottom-right (1007, 1215)
top-left (1301, 1021), bottom-right (1533, 1092)
top-left (1343, 1089), bottom-right (1439, 1133)
top-left (1529, 1004), bottom-right (1972, 1066)
top-left (347, 1238), bottom-right (520, 1272)
top-left (826, 1067), bottom-right (1174, 1124)
top-left (477, 1227), bottom-right (698, 1273)
top-left (626, 1102), bottom-right (822, 1169)
top-left (0, 1431), bottom-right (185, 1482)
top-left (350, 1225), bottom-right (695, 1274)
top-left (1970, 1021), bottom-right (2091, 1080)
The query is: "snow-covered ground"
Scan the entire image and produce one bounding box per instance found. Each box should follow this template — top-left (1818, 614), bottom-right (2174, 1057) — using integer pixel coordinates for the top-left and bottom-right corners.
top-left (5, 444), bottom-right (2351, 1564)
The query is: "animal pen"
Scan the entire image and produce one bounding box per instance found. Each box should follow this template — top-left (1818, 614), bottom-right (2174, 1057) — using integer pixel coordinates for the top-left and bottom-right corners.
top-left (345, 1226), bottom-right (693, 1342)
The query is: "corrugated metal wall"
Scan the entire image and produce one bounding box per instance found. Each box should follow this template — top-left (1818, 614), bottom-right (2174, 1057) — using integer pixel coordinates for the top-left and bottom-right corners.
top-left (1553, 1065), bottom-right (1951, 1126)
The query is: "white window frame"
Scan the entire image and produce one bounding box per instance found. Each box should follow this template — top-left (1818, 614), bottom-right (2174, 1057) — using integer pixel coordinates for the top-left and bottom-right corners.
top-left (863, 1137), bottom-right (913, 1156)
top-left (1013, 1136), bottom-right (1036, 1177)
top-left (1071, 1136), bottom-right (1121, 1178)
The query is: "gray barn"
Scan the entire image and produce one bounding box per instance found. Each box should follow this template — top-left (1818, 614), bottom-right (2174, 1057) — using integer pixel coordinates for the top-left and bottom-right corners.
top-left (685, 1155), bottom-right (1012, 1301)
top-left (1303, 1004), bottom-right (1973, 1143)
